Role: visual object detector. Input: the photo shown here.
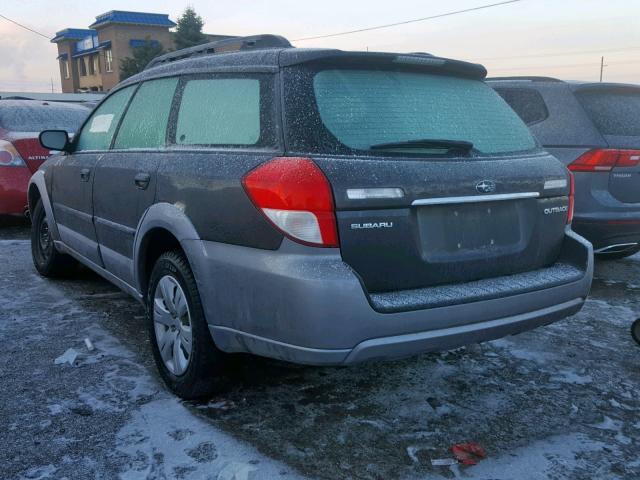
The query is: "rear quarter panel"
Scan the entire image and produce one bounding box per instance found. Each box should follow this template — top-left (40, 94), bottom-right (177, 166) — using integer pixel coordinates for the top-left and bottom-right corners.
top-left (155, 150), bottom-right (284, 249)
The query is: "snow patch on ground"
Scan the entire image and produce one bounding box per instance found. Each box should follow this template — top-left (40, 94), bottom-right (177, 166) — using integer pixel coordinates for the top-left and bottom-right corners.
top-left (433, 433), bottom-right (609, 480)
top-left (73, 324), bottom-right (300, 479)
top-left (489, 337), bottom-right (557, 364)
top-left (117, 398), bottom-right (295, 479)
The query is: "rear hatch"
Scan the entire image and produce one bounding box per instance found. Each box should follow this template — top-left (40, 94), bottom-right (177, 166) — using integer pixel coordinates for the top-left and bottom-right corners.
top-left (574, 85), bottom-right (640, 204)
top-left (281, 52), bottom-right (572, 293)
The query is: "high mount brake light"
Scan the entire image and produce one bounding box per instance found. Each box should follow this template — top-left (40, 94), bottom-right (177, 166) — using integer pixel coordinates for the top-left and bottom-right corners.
top-left (568, 149), bottom-right (640, 172)
top-left (242, 157), bottom-right (339, 247)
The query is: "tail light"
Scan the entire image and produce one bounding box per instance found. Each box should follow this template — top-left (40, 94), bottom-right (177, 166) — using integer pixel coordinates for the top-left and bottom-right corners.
top-left (568, 149), bottom-right (640, 172)
top-left (0, 140), bottom-right (27, 167)
top-left (242, 157), bottom-right (339, 247)
top-left (567, 171), bottom-right (575, 224)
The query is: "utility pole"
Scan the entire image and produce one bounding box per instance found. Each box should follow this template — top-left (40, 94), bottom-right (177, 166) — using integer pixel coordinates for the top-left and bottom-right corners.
top-left (50, 77), bottom-right (54, 93)
top-left (599, 56), bottom-right (607, 82)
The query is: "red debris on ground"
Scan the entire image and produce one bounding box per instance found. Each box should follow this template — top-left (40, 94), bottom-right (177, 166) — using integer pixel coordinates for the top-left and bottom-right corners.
top-left (450, 442), bottom-right (487, 465)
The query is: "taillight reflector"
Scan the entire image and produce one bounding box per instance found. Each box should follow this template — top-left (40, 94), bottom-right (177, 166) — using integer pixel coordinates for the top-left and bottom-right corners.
top-left (568, 149), bottom-right (640, 172)
top-left (242, 157), bottom-right (339, 247)
top-left (567, 171), bottom-right (575, 224)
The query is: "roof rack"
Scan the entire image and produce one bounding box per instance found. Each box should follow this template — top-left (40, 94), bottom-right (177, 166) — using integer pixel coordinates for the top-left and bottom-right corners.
top-left (146, 34), bottom-right (292, 69)
top-left (486, 76), bottom-right (563, 83)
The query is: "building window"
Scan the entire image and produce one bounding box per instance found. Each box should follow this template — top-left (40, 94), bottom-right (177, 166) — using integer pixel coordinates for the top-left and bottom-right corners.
top-left (78, 58), bottom-right (87, 77)
top-left (88, 56), bottom-right (95, 75)
top-left (61, 60), bottom-right (69, 79)
top-left (105, 49), bottom-right (113, 73)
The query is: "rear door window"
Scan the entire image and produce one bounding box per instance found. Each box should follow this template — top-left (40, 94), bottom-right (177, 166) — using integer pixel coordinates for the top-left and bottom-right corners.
top-left (575, 89), bottom-right (640, 136)
top-left (173, 75), bottom-right (274, 147)
top-left (75, 86), bottom-right (135, 151)
top-left (113, 77), bottom-right (178, 149)
top-left (494, 87), bottom-right (549, 125)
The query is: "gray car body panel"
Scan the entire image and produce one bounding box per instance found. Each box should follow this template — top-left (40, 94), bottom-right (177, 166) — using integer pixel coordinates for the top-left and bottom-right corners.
top-left (190, 231), bottom-right (591, 365)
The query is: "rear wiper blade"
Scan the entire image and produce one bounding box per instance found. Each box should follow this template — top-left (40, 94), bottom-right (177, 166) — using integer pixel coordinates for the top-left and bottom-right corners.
top-left (370, 138), bottom-right (474, 152)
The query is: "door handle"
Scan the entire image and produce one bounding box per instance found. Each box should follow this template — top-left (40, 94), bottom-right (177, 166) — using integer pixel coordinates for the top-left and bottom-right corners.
top-left (80, 168), bottom-right (91, 182)
top-left (134, 172), bottom-right (151, 190)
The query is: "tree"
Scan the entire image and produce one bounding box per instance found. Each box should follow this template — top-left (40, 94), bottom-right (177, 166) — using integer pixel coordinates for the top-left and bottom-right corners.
top-left (174, 6), bottom-right (208, 50)
top-left (119, 39), bottom-right (165, 80)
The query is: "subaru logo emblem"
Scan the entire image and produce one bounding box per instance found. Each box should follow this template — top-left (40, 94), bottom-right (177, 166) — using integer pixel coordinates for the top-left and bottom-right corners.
top-left (476, 180), bottom-right (496, 194)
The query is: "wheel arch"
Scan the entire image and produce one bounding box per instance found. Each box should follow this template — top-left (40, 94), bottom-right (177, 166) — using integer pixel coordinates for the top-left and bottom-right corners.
top-left (28, 171), bottom-right (60, 241)
top-left (28, 183), bottom-right (41, 214)
top-left (134, 203), bottom-right (201, 297)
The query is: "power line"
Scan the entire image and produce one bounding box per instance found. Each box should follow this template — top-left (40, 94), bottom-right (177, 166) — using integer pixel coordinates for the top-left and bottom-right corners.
top-left (292, 0), bottom-right (524, 42)
top-left (0, 13), bottom-right (51, 40)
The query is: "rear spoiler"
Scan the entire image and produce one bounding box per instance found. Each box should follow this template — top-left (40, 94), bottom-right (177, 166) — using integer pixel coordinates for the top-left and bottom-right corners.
top-left (278, 50), bottom-right (487, 80)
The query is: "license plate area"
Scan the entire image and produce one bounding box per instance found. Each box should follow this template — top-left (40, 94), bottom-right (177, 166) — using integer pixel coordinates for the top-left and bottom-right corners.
top-left (417, 200), bottom-right (524, 262)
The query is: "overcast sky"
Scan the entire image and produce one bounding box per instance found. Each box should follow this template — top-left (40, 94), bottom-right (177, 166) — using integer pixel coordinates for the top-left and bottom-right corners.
top-left (1, 0), bottom-right (639, 92)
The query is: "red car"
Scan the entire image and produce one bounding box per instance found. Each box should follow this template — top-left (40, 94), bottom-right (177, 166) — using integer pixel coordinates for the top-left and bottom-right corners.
top-left (0, 100), bottom-right (88, 216)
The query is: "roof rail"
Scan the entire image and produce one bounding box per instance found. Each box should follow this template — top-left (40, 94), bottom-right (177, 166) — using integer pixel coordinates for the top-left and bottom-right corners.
top-left (486, 76), bottom-right (563, 83)
top-left (146, 34), bottom-right (292, 69)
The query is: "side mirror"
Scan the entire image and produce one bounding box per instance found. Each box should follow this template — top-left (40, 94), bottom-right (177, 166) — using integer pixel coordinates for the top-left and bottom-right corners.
top-left (39, 130), bottom-right (70, 152)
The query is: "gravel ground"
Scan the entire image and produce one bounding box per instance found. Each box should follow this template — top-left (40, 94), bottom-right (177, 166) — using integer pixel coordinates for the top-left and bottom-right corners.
top-left (0, 221), bottom-right (638, 480)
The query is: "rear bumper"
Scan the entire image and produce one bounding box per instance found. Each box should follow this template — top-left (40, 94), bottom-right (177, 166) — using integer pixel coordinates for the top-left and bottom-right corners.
top-left (184, 229), bottom-right (593, 366)
top-left (572, 175), bottom-right (640, 250)
top-left (573, 213), bottom-right (640, 251)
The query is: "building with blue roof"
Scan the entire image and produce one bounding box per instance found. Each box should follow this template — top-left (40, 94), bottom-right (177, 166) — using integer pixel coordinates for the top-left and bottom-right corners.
top-left (89, 11), bottom-right (176, 29)
top-left (52, 10), bottom-right (234, 92)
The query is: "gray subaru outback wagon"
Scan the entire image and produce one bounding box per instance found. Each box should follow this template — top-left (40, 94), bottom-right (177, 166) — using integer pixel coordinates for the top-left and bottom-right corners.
top-left (31, 35), bottom-right (593, 398)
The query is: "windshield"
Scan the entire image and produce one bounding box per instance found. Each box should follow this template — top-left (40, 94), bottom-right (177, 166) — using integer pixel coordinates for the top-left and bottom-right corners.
top-left (0, 101), bottom-right (88, 133)
top-left (284, 67), bottom-right (538, 156)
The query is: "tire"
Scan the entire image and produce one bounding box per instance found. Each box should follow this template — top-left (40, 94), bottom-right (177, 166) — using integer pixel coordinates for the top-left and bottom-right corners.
top-left (632, 319), bottom-right (640, 346)
top-left (147, 250), bottom-right (227, 399)
top-left (596, 246), bottom-right (640, 261)
top-left (30, 199), bottom-right (77, 277)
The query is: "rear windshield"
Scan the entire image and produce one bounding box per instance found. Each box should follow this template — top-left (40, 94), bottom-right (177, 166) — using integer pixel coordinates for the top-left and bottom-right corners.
top-left (0, 102), bottom-right (88, 133)
top-left (284, 68), bottom-right (538, 156)
top-left (575, 89), bottom-right (640, 136)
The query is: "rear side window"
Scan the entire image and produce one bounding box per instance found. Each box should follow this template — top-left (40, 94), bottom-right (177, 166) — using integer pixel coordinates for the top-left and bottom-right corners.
top-left (285, 68), bottom-right (537, 156)
top-left (113, 77), bottom-right (178, 149)
top-left (0, 102), bottom-right (88, 133)
top-left (75, 86), bottom-right (135, 151)
top-left (494, 87), bottom-right (549, 125)
top-left (575, 90), bottom-right (640, 136)
top-left (174, 77), bottom-right (266, 147)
